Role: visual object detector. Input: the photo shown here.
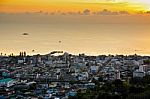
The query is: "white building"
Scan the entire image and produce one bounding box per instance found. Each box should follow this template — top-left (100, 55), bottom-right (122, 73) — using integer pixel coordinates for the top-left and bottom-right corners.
top-left (133, 70), bottom-right (145, 78)
top-left (115, 70), bottom-right (120, 80)
top-left (18, 59), bottom-right (24, 64)
top-left (90, 66), bottom-right (99, 74)
top-left (78, 72), bottom-right (89, 81)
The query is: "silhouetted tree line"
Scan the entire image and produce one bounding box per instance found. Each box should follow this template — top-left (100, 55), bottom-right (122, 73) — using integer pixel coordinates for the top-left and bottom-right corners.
top-left (69, 76), bottom-right (150, 99)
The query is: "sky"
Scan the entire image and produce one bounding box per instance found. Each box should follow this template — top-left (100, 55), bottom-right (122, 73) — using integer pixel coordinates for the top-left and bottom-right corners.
top-left (0, 0), bottom-right (150, 56)
top-left (0, 0), bottom-right (150, 13)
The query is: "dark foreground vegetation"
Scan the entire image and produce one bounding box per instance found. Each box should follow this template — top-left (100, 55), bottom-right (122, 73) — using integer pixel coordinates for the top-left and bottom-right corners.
top-left (69, 76), bottom-right (150, 99)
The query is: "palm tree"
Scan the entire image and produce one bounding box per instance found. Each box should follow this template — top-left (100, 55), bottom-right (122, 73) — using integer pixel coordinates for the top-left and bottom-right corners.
top-left (20, 52), bottom-right (22, 56)
top-left (24, 51), bottom-right (26, 56)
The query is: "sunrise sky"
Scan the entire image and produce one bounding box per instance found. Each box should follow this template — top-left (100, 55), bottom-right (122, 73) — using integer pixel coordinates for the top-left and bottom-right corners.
top-left (0, 0), bottom-right (150, 56)
top-left (0, 0), bottom-right (150, 13)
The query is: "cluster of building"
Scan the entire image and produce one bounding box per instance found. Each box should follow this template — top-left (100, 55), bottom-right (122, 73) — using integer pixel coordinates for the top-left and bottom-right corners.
top-left (0, 51), bottom-right (150, 98)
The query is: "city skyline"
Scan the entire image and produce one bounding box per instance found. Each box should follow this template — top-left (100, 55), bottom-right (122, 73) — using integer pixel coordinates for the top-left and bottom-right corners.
top-left (0, 0), bottom-right (150, 55)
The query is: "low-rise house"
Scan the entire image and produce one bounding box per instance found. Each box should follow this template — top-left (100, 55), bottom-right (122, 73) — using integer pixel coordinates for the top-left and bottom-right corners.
top-left (133, 70), bottom-right (145, 78)
top-left (0, 78), bottom-right (15, 87)
top-left (90, 66), bottom-right (99, 74)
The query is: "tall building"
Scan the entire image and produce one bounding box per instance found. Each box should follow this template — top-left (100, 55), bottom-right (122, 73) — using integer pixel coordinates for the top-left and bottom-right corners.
top-left (115, 70), bottom-right (120, 80)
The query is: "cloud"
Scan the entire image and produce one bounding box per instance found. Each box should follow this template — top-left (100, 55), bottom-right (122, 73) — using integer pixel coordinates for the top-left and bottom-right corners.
top-left (93, 9), bottom-right (129, 15)
top-left (119, 11), bottom-right (129, 14)
top-left (137, 11), bottom-right (150, 15)
top-left (99, 9), bottom-right (118, 15)
top-left (66, 12), bottom-right (79, 15)
top-left (146, 11), bottom-right (150, 14)
top-left (62, 10), bottom-right (90, 15)
top-left (83, 9), bottom-right (90, 15)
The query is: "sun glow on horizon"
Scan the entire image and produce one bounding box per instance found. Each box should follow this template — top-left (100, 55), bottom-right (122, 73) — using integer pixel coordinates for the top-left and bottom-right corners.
top-left (129, 0), bottom-right (150, 11)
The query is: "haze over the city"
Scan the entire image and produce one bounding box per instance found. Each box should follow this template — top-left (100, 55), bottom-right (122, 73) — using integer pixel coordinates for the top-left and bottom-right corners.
top-left (0, 0), bottom-right (150, 55)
